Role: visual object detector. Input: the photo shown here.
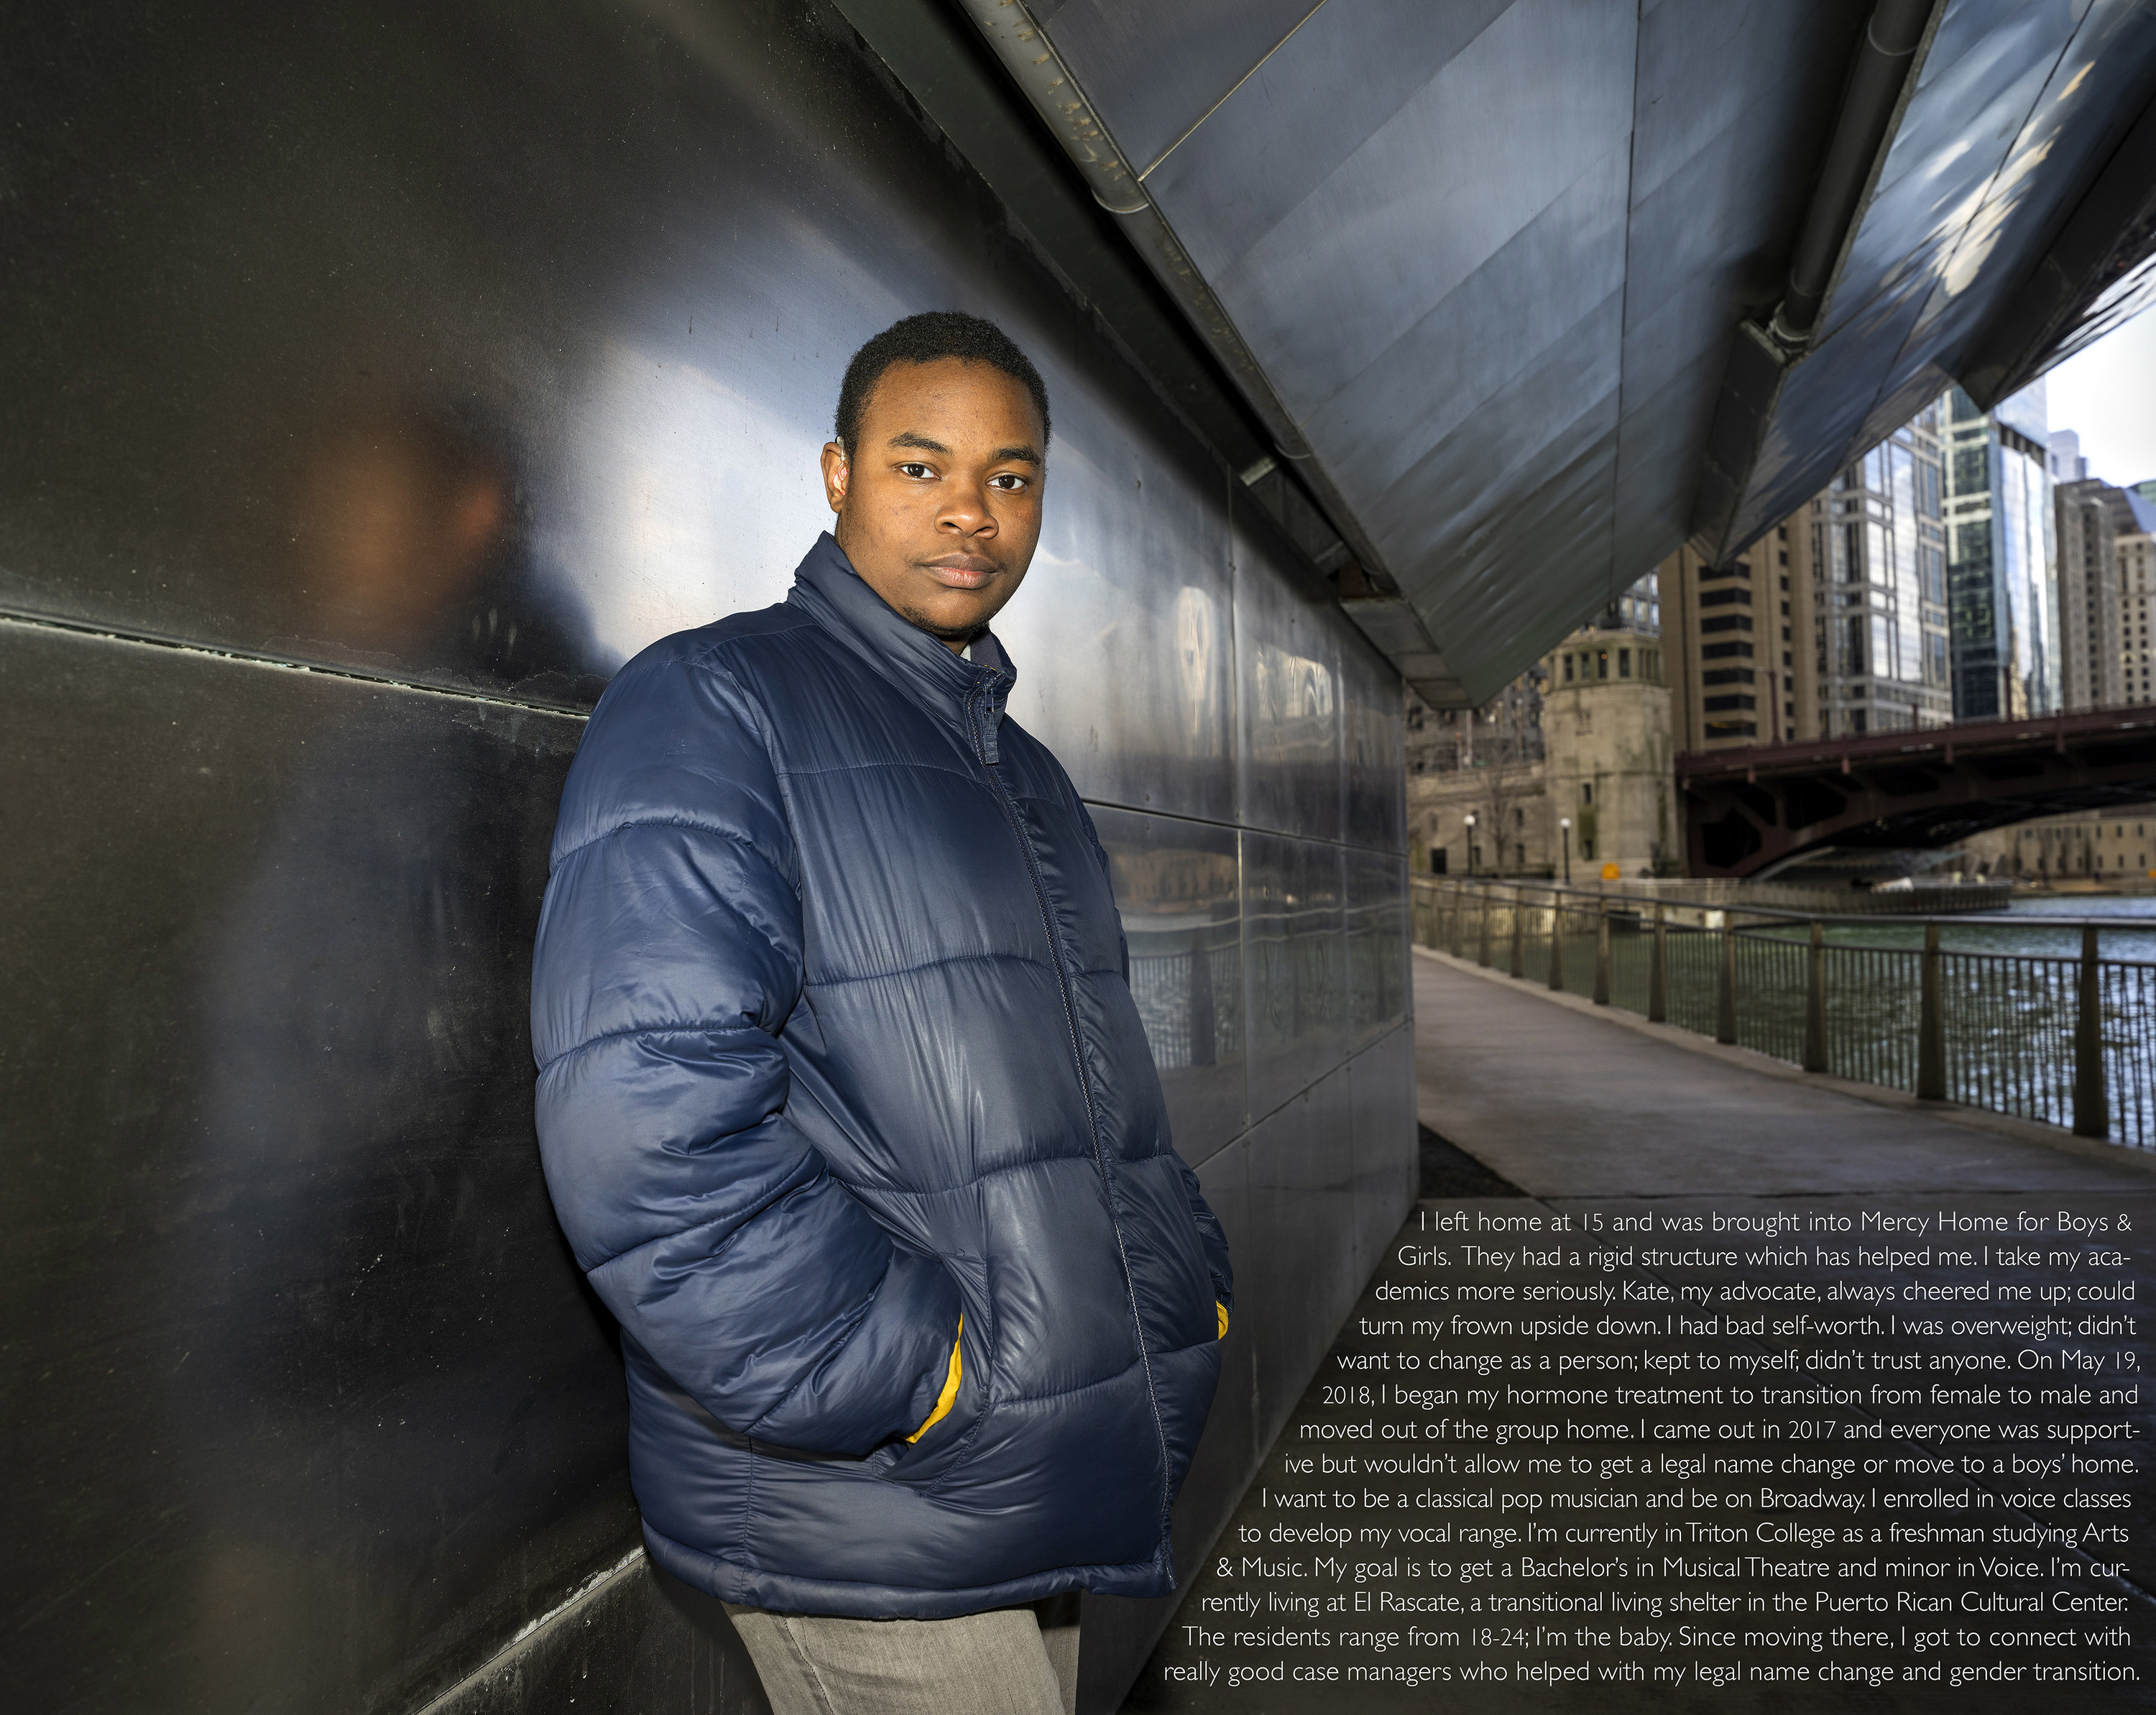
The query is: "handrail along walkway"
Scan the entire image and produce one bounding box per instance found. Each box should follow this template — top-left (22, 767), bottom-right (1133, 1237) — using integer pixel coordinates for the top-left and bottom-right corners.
top-left (1411, 875), bottom-right (2156, 1149)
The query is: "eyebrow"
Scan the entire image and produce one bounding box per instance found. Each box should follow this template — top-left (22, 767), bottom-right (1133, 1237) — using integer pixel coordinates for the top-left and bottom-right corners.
top-left (885, 429), bottom-right (1042, 467)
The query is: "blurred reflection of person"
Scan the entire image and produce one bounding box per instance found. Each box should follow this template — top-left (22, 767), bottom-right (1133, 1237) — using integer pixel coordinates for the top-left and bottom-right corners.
top-left (170, 401), bottom-right (598, 1710)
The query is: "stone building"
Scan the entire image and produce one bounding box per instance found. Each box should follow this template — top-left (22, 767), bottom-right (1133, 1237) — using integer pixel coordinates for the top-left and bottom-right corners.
top-left (1407, 581), bottom-right (1674, 879)
top-left (2108, 487), bottom-right (2156, 704)
top-left (1961, 806), bottom-right (2156, 883)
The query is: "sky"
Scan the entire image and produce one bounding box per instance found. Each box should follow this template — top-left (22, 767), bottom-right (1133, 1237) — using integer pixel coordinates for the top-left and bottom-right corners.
top-left (2042, 305), bottom-right (2156, 486)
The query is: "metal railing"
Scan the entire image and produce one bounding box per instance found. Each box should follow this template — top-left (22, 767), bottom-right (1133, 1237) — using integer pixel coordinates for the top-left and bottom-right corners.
top-left (1411, 876), bottom-right (2156, 1150)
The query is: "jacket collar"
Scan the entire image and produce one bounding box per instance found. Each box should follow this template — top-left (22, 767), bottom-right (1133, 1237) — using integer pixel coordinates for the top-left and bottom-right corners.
top-left (787, 533), bottom-right (1016, 763)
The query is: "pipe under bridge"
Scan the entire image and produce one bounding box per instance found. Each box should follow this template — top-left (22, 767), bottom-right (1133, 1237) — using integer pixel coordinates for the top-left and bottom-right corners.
top-left (1679, 706), bottom-right (2156, 878)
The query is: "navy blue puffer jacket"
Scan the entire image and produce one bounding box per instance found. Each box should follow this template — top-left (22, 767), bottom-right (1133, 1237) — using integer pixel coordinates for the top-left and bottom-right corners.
top-left (532, 535), bottom-right (1231, 1617)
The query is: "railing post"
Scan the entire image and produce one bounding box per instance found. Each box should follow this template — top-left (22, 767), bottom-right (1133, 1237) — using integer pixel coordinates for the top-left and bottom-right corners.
top-left (1593, 901), bottom-right (1611, 1006)
top-left (1509, 886), bottom-right (1525, 979)
top-left (1647, 904), bottom-right (1667, 1023)
top-left (1802, 921), bottom-right (1827, 1073)
top-left (2073, 924), bottom-right (2108, 1139)
top-left (1547, 896), bottom-right (1565, 993)
top-left (1916, 921), bottom-right (1945, 1100)
top-left (1477, 885), bottom-right (1492, 968)
top-left (1715, 917), bottom-right (1737, 1044)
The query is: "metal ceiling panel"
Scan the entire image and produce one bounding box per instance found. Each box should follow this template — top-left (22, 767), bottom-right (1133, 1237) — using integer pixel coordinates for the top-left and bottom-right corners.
top-left (1307, 153), bottom-right (1628, 507)
top-left (952, 0), bottom-right (2156, 704)
top-left (1202, 0), bottom-right (1636, 421)
top-left (1702, 0), bottom-right (2156, 560)
top-left (1135, 0), bottom-right (1523, 283)
top-left (1035, 0), bottom-right (1319, 175)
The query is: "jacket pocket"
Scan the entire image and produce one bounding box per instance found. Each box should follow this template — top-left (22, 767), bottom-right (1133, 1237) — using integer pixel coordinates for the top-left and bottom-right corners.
top-left (875, 1252), bottom-right (992, 1489)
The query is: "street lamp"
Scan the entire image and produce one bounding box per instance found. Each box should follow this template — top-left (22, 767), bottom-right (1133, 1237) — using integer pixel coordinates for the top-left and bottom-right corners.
top-left (1559, 816), bottom-right (1572, 885)
top-left (1463, 811), bottom-right (1477, 878)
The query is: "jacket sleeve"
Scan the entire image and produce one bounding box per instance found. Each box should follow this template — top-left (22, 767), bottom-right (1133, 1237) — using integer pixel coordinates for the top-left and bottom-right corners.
top-left (531, 645), bottom-right (959, 1455)
top-left (1074, 799), bottom-right (1233, 1315)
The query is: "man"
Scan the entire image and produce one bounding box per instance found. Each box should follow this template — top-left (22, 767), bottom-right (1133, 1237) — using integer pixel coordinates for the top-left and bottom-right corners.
top-left (531, 311), bottom-right (1232, 1714)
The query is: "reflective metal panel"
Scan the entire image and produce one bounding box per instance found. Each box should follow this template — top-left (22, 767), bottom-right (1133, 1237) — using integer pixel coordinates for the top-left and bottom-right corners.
top-left (998, 375), bottom-right (1236, 825)
top-left (1341, 620), bottom-right (1408, 857)
top-left (1192, 0), bottom-right (1636, 423)
top-left (0, 621), bottom-right (623, 1714)
top-left (1136, 0), bottom-right (1518, 285)
top-left (1346, 848), bottom-right (1411, 1052)
top-left (1234, 500), bottom-right (1342, 842)
top-left (1243, 1082), bottom-right (1354, 1453)
top-left (1040, 0), bottom-right (1318, 177)
top-left (1, 4), bottom-right (1414, 1709)
top-left (1089, 806), bottom-right (1245, 1163)
top-left (0, 0), bottom-right (1238, 735)
top-left (1243, 832), bottom-right (1346, 1121)
top-left (1349, 1024), bottom-right (1419, 1286)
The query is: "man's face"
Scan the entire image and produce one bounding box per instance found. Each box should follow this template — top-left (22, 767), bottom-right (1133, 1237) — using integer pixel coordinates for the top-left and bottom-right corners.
top-left (821, 357), bottom-right (1044, 649)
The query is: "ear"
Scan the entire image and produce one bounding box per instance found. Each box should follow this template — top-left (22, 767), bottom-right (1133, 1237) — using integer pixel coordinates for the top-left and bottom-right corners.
top-left (820, 441), bottom-right (849, 513)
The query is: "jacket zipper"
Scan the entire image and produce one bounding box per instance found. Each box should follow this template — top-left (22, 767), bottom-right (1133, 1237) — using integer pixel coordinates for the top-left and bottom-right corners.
top-left (966, 679), bottom-right (1178, 1549)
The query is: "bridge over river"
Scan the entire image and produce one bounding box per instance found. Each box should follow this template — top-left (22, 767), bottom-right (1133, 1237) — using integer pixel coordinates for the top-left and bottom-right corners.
top-left (1123, 950), bottom-right (2156, 1711)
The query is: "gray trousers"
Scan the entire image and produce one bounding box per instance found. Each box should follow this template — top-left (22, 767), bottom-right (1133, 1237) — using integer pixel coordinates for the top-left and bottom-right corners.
top-left (724, 1594), bottom-right (1080, 1715)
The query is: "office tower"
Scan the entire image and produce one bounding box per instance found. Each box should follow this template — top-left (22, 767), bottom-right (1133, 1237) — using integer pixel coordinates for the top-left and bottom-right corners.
top-left (1663, 522), bottom-right (1815, 749)
top-left (1807, 400), bottom-right (1954, 735)
top-left (2056, 477), bottom-right (2123, 709)
top-left (1944, 383), bottom-right (2060, 719)
top-left (2048, 430), bottom-right (2087, 482)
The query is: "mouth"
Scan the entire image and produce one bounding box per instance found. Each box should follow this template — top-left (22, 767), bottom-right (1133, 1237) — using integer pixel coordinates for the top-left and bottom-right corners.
top-left (921, 555), bottom-right (1000, 592)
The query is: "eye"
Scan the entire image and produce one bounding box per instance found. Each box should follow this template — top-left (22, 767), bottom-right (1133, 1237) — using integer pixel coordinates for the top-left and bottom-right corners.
top-left (897, 462), bottom-right (934, 479)
top-left (988, 473), bottom-right (1030, 492)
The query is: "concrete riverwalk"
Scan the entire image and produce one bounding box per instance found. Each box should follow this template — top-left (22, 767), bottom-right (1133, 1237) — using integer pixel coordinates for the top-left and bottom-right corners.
top-left (1124, 949), bottom-right (2156, 1711)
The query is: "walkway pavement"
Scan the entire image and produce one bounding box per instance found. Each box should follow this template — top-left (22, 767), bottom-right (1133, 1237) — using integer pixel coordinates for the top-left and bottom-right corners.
top-left (1125, 950), bottom-right (2156, 1711)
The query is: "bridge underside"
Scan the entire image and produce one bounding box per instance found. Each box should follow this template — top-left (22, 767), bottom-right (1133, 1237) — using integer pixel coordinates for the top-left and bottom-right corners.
top-left (1678, 710), bottom-right (2156, 878)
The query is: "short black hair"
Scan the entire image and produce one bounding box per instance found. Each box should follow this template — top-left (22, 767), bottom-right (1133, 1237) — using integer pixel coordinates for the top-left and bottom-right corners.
top-left (834, 311), bottom-right (1050, 455)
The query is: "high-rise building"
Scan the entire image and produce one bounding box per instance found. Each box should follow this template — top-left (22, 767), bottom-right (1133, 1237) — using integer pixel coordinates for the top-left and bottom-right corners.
top-left (2056, 477), bottom-right (2123, 710)
top-left (1663, 523), bottom-right (1815, 749)
top-left (1807, 401), bottom-right (1954, 735)
top-left (2112, 487), bottom-right (2156, 704)
top-left (2048, 430), bottom-right (2087, 483)
top-left (1944, 383), bottom-right (2060, 719)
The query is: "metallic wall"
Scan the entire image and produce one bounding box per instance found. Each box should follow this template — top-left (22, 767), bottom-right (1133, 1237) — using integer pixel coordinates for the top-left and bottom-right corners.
top-left (0, 4), bottom-right (1413, 1711)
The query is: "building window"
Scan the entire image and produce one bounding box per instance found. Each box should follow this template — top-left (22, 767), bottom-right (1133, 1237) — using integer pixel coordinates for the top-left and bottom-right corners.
top-left (1596, 650), bottom-right (1609, 679)
top-left (1580, 782), bottom-right (1594, 806)
top-left (1618, 648), bottom-right (1631, 677)
top-left (1563, 653), bottom-right (1575, 682)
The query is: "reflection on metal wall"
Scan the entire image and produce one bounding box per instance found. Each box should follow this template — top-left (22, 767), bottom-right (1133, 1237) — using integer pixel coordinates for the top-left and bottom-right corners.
top-left (0, 4), bottom-right (1411, 1712)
